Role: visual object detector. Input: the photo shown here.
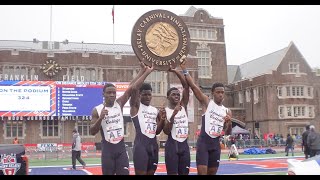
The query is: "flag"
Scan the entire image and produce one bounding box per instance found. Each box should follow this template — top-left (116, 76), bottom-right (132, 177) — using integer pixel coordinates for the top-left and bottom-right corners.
top-left (112, 5), bottom-right (114, 24)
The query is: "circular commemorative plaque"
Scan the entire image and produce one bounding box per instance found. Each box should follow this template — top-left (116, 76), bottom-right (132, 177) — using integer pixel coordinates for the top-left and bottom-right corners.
top-left (131, 9), bottom-right (190, 71)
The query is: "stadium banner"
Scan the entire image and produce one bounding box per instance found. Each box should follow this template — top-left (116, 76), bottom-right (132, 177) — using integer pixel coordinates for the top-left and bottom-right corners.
top-left (0, 81), bottom-right (130, 118)
top-left (25, 142), bottom-right (95, 151)
top-left (0, 81), bottom-right (56, 117)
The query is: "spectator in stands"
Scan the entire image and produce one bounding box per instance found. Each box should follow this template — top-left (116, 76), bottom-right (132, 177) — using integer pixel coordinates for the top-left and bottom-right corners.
top-left (307, 125), bottom-right (320, 157)
top-left (71, 129), bottom-right (86, 170)
top-left (285, 134), bottom-right (294, 156)
top-left (13, 137), bottom-right (19, 144)
top-left (302, 125), bottom-right (311, 159)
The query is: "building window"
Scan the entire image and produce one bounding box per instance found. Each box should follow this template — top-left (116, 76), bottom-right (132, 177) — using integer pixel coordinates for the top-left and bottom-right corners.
top-left (281, 85), bottom-right (312, 99)
top-left (42, 120), bottom-right (59, 137)
top-left (253, 88), bottom-right (259, 104)
top-left (198, 29), bottom-right (206, 39)
top-left (309, 107), bottom-right (314, 117)
top-left (197, 50), bottom-right (211, 78)
top-left (300, 87), bottom-right (304, 96)
top-left (289, 63), bottom-right (299, 73)
top-left (85, 69), bottom-right (91, 81)
top-left (279, 106), bottom-right (284, 118)
top-left (190, 29), bottom-right (197, 38)
top-left (245, 89), bottom-right (251, 102)
top-left (5, 120), bottom-right (24, 138)
top-left (77, 120), bottom-right (91, 137)
top-left (278, 87), bottom-right (282, 97)
top-left (207, 29), bottom-right (217, 40)
top-left (286, 86), bottom-right (290, 96)
top-left (316, 68), bottom-right (320, 76)
top-left (238, 91), bottom-right (243, 104)
top-left (289, 127), bottom-right (304, 136)
top-left (293, 106), bottom-right (305, 117)
top-left (292, 86), bottom-right (296, 96)
top-left (307, 87), bottom-right (311, 97)
top-left (287, 107), bottom-right (292, 117)
top-left (145, 71), bottom-right (167, 95)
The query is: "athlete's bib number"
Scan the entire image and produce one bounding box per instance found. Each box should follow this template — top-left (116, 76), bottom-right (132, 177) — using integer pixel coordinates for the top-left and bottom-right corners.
top-left (175, 127), bottom-right (188, 138)
top-left (209, 125), bottom-right (223, 136)
top-left (106, 125), bottom-right (123, 142)
top-left (145, 122), bottom-right (156, 135)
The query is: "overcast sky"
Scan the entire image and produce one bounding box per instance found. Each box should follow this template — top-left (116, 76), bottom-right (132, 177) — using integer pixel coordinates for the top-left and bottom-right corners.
top-left (0, 5), bottom-right (319, 68)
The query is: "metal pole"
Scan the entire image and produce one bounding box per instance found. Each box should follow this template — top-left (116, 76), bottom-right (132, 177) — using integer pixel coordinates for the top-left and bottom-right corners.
top-left (112, 5), bottom-right (115, 54)
top-left (50, 5), bottom-right (52, 42)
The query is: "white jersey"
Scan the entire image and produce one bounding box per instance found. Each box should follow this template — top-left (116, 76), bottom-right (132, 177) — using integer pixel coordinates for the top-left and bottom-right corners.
top-left (135, 103), bottom-right (159, 138)
top-left (204, 99), bottom-right (228, 138)
top-left (96, 102), bottom-right (124, 144)
top-left (165, 106), bottom-right (189, 142)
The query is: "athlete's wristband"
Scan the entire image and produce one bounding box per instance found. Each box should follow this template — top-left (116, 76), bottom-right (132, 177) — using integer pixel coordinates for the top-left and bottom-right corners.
top-left (182, 69), bottom-right (189, 75)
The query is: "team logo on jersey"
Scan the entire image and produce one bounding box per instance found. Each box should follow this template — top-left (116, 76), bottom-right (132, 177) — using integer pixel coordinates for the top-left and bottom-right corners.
top-left (0, 153), bottom-right (21, 175)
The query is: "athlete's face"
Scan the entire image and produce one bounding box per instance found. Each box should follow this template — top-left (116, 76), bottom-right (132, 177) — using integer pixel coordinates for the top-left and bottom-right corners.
top-left (212, 87), bottom-right (224, 105)
top-left (167, 89), bottom-right (180, 105)
top-left (140, 90), bottom-right (152, 106)
top-left (103, 86), bottom-right (116, 105)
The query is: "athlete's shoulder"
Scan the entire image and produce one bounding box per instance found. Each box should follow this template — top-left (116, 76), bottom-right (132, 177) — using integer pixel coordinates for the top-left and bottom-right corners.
top-left (95, 103), bottom-right (104, 109)
top-left (149, 105), bottom-right (158, 111)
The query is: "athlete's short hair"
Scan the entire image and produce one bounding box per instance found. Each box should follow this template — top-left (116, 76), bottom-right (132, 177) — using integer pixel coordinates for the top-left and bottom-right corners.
top-left (139, 83), bottom-right (152, 93)
top-left (306, 125), bottom-right (310, 130)
top-left (211, 82), bottom-right (224, 92)
top-left (167, 87), bottom-right (179, 97)
top-left (103, 83), bottom-right (115, 92)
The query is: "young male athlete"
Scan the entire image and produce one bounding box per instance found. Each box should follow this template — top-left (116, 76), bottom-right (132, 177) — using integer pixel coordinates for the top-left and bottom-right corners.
top-left (181, 60), bottom-right (232, 175)
top-left (89, 63), bottom-right (152, 175)
top-left (129, 62), bottom-right (166, 175)
top-left (162, 64), bottom-right (190, 175)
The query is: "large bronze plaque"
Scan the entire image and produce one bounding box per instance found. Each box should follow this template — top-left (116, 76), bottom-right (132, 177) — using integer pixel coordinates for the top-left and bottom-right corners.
top-left (131, 9), bottom-right (190, 71)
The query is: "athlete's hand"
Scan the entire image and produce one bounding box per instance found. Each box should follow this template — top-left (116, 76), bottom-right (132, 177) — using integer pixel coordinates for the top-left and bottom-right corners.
top-left (180, 56), bottom-right (187, 70)
top-left (168, 65), bottom-right (177, 73)
top-left (145, 63), bottom-right (155, 74)
top-left (224, 109), bottom-right (231, 123)
top-left (173, 101), bottom-right (182, 116)
top-left (158, 107), bottom-right (167, 122)
top-left (139, 61), bottom-right (147, 71)
top-left (100, 104), bottom-right (109, 119)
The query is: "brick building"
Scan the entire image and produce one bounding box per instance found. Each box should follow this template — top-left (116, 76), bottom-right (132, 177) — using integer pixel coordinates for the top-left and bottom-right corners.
top-left (227, 42), bottom-right (320, 138)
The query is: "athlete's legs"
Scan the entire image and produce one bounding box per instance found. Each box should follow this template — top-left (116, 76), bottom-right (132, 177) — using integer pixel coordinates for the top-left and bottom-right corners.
top-left (207, 148), bottom-right (221, 175)
top-left (196, 140), bottom-right (209, 175)
top-left (101, 150), bottom-right (115, 175)
top-left (165, 142), bottom-right (179, 175)
top-left (178, 146), bottom-right (190, 175)
top-left (146, 143), bottom-right (159, 175)
top-left (207, 167), bottom-right (219, 175)
top-left (76, 151), bottom-right (86, 167)
top-left (115, 149), bottom-right (129, 175)
top-left (197, 165), bottom-right (208, 175)
top-left (133, 144), bottom-right (148, 175)
top-left (71, 150), bottom-right (77, 169)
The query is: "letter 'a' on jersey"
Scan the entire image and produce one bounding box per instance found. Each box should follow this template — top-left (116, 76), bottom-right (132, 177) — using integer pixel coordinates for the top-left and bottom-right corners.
top-left (96, 101), bottom-right (124, 144)
top-left (204, 100), bottom-right (228, 138)
top-left (165, 106), bottom-right (189, 142)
